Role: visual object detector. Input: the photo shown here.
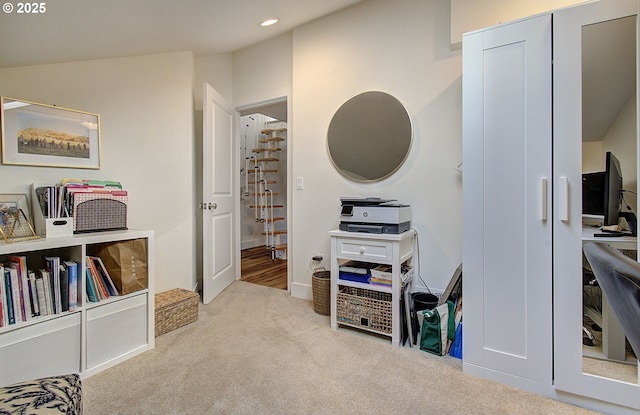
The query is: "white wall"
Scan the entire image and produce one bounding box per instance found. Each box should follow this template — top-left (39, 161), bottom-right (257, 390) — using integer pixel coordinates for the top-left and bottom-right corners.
top-left (194, 54), bottom-right (234, 107)
top-left (290, 0), bottom-right (463, 298)
top-left (583, 94), bottom-right (637, 214)
top-left (0, 51), bottom-right (196, 293)
top-left (583, 141), bottom-right (605, 172)
top-left (232, 32), bottom-right (293, 108)
top-left (604, 94), bottom-right (638, 212)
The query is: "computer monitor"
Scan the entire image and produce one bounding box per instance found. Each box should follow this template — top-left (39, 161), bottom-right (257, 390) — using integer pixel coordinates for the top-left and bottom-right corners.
top-left (582, 151), bottom-right (623, 226)
top-left (582, 171), bottom-right (605, 216)
top-left (603, 151), bottom-right (623, 226)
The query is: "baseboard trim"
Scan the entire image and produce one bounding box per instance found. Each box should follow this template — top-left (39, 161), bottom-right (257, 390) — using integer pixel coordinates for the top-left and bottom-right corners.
top-left (241, 239), bottom-right (264, 250)
top-left (290, 282), bottom-right (312, 300)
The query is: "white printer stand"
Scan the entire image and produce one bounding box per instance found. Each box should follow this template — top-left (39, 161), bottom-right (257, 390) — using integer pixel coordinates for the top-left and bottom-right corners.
top-left (329, 229), bottom-right (416, 346)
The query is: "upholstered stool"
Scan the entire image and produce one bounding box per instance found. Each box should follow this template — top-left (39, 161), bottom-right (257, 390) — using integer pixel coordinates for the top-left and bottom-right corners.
top-left (0, 374), bottom-right (82, 415)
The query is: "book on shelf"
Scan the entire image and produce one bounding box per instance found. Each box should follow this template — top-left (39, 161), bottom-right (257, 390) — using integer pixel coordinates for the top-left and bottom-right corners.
top-left (3, 267), bottom-right (15, 325)
top-left (6, 267), bottom-right (22, 324)
top-left (89, 256), bottom-right (118, 297)
top-left (53, 261), bottom-right (62, 313)
top-left (43, 257), bottom-right (62, 314)
top-left (6, 255), bottom-right (32, 322)
top-left (34, 271), bottom-right (48, 317)
top-left (86, 256), bottom-right (118, 300)
top-left (0, 267), bottom-right (3, 327)
top-left (59, 263), bottom-right (69, 312)
top-left (27, 271), bottom-right (40, 317)
top-left (39, 269), bottom-right (53, 316)
top-left (85, 268), bottom-right (98, 302)
top-left (64, 260), bottom-right (78, 311)
top-left (87, 258), bottom-right (108, 300)
top-left (0, 265), bottom-right (5, 327)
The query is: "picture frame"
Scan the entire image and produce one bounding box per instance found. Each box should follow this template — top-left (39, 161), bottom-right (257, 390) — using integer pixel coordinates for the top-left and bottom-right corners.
top-left (0, 193), bottom-right (38, 243)
top-left (1, 97), bottom-right (100, 169)
top-left (0, 193), bottom-right (31, 224)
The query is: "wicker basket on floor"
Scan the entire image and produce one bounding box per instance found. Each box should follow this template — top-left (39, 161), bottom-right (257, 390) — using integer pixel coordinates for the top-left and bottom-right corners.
top-left (312, 269), bottom-right (331, 316)
top-left (155, 288), bottom-right (199, 337)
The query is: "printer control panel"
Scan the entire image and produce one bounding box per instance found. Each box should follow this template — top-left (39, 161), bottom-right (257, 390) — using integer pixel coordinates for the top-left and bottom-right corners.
top-left (341, 205), bottom-right (354, 216)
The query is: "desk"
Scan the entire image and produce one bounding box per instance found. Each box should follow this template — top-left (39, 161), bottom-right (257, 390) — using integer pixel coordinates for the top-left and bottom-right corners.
top-left (582, 227), bottom-right (636, 250)
top-left (582, 227), bottom-right (637, 362)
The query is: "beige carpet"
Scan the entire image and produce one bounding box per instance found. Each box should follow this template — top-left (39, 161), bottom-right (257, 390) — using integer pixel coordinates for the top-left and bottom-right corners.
top-left (84, 281), bottom-right (602, 415)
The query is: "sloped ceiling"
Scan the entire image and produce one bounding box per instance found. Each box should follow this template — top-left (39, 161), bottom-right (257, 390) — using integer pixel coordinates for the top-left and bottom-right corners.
top-left (0, 0), bottom-right (364, 69)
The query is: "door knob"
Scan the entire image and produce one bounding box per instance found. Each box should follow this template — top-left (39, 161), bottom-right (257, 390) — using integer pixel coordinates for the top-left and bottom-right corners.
top-left (208, 202), bottom-right (217, 210)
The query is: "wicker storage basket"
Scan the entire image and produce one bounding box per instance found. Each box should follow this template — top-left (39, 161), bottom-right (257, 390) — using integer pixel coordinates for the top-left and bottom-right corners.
top-left (155, 288), bottom-right (199, 337)
top-left (312, 269), bottom-right (331, 315)
top-left (336, 286), bottom-right (392, 334)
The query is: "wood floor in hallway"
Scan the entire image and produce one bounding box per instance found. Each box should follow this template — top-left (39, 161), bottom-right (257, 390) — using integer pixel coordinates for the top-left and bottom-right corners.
top-left (241, 246), bottom-right (287, 290)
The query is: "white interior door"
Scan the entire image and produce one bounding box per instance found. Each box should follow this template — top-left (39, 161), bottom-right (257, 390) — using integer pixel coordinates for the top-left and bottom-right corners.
top-left (202, 83), bottom-right (237, 304)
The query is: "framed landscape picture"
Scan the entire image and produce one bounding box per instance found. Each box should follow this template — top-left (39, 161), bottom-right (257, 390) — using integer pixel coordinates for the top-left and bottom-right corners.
top-left (1, 97), bottom-right (101, 169)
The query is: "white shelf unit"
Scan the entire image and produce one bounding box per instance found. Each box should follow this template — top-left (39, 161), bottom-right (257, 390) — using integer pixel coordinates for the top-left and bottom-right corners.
top-left (0, 229), bottom-right (154, 386)
top-left (329, 229), bottom-right (416, 346)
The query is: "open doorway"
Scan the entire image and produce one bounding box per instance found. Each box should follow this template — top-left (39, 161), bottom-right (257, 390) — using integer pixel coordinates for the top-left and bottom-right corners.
top-left (238, 100), bottom-right (288, 290)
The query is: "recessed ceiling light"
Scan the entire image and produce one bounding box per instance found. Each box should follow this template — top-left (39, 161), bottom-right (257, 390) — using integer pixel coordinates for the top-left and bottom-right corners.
top-left (260, 18), bottom-right (278, 27)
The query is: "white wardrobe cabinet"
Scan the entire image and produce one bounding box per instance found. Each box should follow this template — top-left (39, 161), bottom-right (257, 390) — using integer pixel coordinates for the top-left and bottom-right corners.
top-left (463, 1), bottom-right (640, 413)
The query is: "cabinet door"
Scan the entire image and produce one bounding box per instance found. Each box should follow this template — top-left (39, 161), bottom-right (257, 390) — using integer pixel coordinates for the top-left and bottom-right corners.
top-left (0, 313), bottom-right (81, 386)
top-left (85, 293), bottom-right (148, 373)
top-left (554, 0), bottom-right (640, 409)
top-left (462, 14), bottom-right (552, 384)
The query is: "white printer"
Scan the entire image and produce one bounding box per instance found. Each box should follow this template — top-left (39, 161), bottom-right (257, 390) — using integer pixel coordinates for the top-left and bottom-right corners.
top-left (339, 197), bottom-right (411, 234)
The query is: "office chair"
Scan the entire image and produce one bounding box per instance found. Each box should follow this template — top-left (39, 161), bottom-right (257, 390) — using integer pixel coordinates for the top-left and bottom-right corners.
top-left (583, 242), bottom-right (640, 359)
top-left (582, 266), bottom-right (600, 346)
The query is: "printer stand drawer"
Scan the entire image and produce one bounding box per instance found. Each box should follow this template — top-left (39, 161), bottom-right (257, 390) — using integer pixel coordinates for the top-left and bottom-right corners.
top-left (336, 238), bottom-right (393, 262)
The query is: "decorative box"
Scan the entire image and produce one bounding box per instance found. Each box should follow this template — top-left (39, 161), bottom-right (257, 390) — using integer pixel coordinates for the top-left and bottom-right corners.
top-left (154, 288), bottom-right (199, 337)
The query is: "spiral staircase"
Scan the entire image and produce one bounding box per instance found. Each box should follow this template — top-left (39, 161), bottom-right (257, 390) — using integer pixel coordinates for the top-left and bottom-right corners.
top-left (245, 127), bottom-right (287, 260)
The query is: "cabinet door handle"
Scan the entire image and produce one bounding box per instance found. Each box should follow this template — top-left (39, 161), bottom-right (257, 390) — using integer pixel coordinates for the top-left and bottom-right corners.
top-left (359, 247), bottom-right (365, 254)
top-left (559, 177), bottom-right (569, 222)
top-left (541, 178), bottom-right (548, 221)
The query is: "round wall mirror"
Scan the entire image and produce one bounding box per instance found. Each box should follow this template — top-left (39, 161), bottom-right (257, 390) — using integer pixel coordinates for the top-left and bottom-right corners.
top-left (327, 91), bottom-right (412, 182)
